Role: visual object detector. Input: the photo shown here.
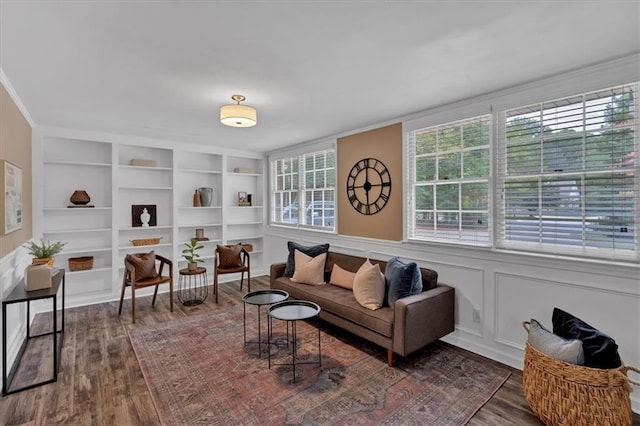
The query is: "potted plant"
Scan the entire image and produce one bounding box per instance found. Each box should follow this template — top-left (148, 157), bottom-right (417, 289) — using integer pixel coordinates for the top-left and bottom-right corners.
top-left (26, 238), bottom-right (67, 267)
top-left (182, 239), bottom-right (204, 271)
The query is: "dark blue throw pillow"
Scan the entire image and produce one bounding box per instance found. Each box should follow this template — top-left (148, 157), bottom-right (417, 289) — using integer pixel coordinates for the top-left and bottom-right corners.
top-left (283, 241), bottom-right (330, 277)
top-left (384, 257), bottom-right (423, 306)
top-left (552, 307), bottom-right (622, 369)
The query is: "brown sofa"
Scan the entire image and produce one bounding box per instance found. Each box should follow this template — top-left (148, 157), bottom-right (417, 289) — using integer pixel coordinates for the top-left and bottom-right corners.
top-left (270, 251), bottom-right (455, 366)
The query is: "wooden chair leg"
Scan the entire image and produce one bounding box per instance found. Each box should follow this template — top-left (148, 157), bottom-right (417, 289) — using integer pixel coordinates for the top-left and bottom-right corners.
top-left (240, 271), bottom-right (245, 291)
top-left (169, 279), bottom-right (173, 312)
top-left (387, 349), bottom-right (393, 367)
top-left (118, 275), bottom-right (127, 316)
top-left (152, 285), bottom-right (159, 306)
top-left (214, 271), bottom-right (219, 303)
top-left (131, 285), bottom-right (136, 323)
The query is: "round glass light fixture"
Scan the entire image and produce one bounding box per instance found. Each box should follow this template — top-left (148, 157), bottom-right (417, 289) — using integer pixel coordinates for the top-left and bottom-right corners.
top-left (220, 94), bottom-right (257, 127)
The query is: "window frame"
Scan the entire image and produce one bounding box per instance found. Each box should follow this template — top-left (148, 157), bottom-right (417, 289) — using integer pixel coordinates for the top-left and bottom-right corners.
top-left (407, 114), bottom-right (493, 247)
top-left (269, 147), bottom-right (336, 231)
top-left (404, 78), bottom-right (638, 263)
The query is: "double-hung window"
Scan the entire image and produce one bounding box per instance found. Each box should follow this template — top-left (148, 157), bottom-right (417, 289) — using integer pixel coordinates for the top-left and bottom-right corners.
top-left (407, 115), bottom-right (491, 245)
top-left (271, 148), bottom-right (336, 230)
top-left (497, 83), bottom-right (638, 261)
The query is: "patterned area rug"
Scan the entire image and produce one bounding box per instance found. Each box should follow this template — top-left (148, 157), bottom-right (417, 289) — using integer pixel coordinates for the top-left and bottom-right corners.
top-left (128, 308), bottom-right (510, 425)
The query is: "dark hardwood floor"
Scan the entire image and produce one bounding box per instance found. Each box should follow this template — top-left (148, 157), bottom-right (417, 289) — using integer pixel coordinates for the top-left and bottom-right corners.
top-left (0, 276), bottom-right (635, 425)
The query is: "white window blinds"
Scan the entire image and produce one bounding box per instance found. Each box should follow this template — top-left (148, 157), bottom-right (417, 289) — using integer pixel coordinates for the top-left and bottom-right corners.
top-left (497, 83), bottom-right (638, 261)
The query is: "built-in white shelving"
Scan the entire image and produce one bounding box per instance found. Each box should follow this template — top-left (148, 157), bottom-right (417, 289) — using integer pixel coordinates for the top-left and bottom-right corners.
top-left (34, 133), bottom-right (266, 303)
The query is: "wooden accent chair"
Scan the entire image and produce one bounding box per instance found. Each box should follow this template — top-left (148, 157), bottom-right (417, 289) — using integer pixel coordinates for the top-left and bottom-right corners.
top-left (118, 251), bottom-right (173, 323)
top-left (214, 244), bottom-right (250, 303)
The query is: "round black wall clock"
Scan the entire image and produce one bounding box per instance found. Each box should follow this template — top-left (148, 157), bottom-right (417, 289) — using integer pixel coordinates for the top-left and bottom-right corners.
top-left (346, 157), bottom-right (391, 215)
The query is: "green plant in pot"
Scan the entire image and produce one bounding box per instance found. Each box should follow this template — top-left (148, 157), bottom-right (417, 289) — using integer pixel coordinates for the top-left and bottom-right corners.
top-left (182, 239), bottom-right (205, 271)
top-left (26, 238), bottom-right (67, 267)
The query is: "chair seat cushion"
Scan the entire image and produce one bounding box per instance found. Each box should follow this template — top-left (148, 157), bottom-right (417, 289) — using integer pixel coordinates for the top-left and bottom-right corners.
top-left (132, 275), bottom-right (172, 287)
top-left (217, 265), bottom-right (249, 274)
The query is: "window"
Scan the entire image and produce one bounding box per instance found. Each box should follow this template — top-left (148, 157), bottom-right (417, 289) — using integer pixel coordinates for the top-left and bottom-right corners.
top-left (408, 115), bottom-right (491, 245)
top-left (271, 148), bottom-right (336, 230)
top-left (498, 84), bottom-right (638, 261)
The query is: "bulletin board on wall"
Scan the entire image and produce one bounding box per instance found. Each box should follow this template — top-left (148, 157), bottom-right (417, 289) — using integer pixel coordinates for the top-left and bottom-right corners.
top-left (337, 123), bottom-right (403, 241)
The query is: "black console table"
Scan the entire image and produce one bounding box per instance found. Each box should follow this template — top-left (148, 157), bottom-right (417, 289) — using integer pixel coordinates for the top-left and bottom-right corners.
top-left (2, 268), bottom-right (66, 395)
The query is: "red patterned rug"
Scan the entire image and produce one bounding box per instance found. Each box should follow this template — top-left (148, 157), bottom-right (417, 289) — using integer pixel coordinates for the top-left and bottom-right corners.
top-left (128, 308), bottom-right (510, 425)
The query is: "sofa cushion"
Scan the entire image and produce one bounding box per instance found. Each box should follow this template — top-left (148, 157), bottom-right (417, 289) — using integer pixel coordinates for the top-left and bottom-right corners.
top-left (329, 264), bottom-right (356, 289)
top-left (126, 251), bottom-right (157, 280)
top-left (291, 250), bottom-right (326, 285)
top-left (528, 319), bottom-right (584, 365)
top-left (384, 257), bottom-right (423, 306)
top-left (353, 260), bottom-right (385, 310)
top-left (552, 308), bottom-right (621, 369)
top-left (272, 276), bottom-right (394, 337)
top-left (284, 241), bottom-right (330, 277)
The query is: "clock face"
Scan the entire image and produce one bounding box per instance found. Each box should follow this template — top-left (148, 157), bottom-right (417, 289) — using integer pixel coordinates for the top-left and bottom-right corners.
top-left (346, 157), bottom-right (391, 215)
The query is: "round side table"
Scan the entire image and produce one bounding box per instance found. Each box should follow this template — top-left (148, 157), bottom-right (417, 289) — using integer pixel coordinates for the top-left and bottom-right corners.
top-left (268, 300), bottom-right (321, 383)
top-left (177, 267), bottom-right (208, 306)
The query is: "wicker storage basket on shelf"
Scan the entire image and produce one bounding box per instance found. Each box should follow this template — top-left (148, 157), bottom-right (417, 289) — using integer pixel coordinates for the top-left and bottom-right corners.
top-left (130, 237), bottom-right (162, 246)
top-left (522, 321), bottom-right (639, 426)
top-left (68, 256), bottom-right (94, 271)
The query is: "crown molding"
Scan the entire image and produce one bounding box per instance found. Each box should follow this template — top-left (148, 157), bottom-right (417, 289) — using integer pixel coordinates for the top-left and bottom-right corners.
top-left (0, 68), bottom-right (35, 127)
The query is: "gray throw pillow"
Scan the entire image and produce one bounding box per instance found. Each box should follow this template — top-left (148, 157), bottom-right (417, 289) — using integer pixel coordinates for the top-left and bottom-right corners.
top-left (528, 318), bottom-right (585, 365)
top-left (283, 241), bottom-right (330, 277)
top-left (384, 257), bottom-right (423, 306)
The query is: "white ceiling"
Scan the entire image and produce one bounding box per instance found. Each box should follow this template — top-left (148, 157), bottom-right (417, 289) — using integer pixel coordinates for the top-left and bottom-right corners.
top-left (1, 1), bottom-right (639, 153)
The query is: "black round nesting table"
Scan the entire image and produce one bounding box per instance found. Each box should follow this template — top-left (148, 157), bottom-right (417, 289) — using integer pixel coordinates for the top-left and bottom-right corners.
top-left (242, 289), bottom-right (289, 357)
top-left (267, 300), bottom-right (321, 383)
top-left (177, 267), bottom-right (208, 306)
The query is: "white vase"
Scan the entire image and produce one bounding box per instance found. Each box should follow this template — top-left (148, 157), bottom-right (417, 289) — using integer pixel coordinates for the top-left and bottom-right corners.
top-left (140, 208), bottom-right (151, 227)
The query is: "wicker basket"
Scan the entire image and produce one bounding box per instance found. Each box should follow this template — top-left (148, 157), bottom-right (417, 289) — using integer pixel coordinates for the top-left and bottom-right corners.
top-left (241, 243), bottom-right (253, 252)
top-left (68, 256), bottom-right (94, 271)
top-left (522, 321), bottom-right (639, 425)
top-left (131, 237), bottom-right (162, 246)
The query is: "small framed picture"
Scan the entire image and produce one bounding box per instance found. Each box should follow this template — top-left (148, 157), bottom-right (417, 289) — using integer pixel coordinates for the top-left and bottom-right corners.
top-left (132, 204), bottom-right (157, 227)
top-left (238, 192), bottom-right (248, 206)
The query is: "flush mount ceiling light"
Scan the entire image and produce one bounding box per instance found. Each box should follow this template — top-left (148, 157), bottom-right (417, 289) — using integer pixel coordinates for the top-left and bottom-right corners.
top-left (220, 94), bottom-right (257, 128)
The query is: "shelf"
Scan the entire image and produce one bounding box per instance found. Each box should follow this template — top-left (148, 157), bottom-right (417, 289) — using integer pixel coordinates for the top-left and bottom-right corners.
top-left (227, 172), bottom-right (263, 177)
top-left (178, 223), bottom-right (222, 228)
top-left (44, 160), bottom-right (111, 168)
top-left (227, 206), bottom-right (263, 209)
top-left (119, 165), bottom-right (172, 171)
top-left (227, 235), bottom-right (262, 241)
top-left (118, 242), bottom-right (173, 250)
top-left (44, 207), bottom-right (112, 212)
top-left (178, 206), bottom-right (222, 210)
top-left (119, 225), bottom-right (173, 231)
top-left (119, 186), bottom-right (172, 190)
top-left (178, 239), bottom-right (221, 246)
top-left (62, 247), bottom-right (112, 255)
top-left (228, 221), bottom-right (263, 226)
top-left (66, 267), bottom-right (112, 276)
top-left (179, 168), bottom-right (222, 175)
top-left (44, 227), bottom-right (112, 234)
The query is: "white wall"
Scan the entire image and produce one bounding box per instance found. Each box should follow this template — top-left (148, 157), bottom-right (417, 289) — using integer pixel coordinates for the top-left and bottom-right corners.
top-left (264, 54), bottom-right (640, 412)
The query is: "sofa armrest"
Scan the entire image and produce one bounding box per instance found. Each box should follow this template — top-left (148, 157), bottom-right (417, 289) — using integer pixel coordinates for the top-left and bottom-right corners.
top-left (392, 285), bottom-right (455, 356)
top-left (270, 262), bottom-right (287, 286)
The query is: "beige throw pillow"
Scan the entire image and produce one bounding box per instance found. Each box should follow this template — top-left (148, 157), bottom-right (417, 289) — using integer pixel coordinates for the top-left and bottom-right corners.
top-left (291, 250), bottom-right (326, 285)
top-left (329, 264), bottom-right (356, 289)
top-left (352, 259), bottom-right (385, 310)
